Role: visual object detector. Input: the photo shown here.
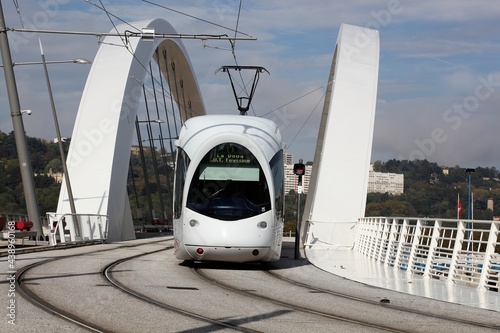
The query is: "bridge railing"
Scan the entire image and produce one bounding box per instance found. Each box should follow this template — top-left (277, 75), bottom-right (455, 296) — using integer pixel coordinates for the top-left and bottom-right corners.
top-left (46, 212), bottom-right (108, 245)
top-left (356, 217), bottom-right (500, 292)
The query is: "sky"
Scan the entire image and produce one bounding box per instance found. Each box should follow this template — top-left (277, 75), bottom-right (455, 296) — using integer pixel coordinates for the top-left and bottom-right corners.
top-left (0, 0), bottom-right (499, 170)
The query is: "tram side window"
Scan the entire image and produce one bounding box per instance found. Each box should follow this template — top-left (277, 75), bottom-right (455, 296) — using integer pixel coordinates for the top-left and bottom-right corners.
top-left (270, 150), bottom-right (284, 219)
top-left (173, 148), bottom-right (190, 219)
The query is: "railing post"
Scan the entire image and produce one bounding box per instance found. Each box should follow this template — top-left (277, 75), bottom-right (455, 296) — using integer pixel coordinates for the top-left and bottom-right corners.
top-left (377, 218), bottom-right (385, 260)
top-left (383, 218), bottom-right (392, 266)
top-left (448, 220), bottom-right (466, 285)
top-left (407, 218), bottom-right (422, 275)
top-left (394, 218), bottom-right (408, 270)
top-left (355, 218), bottom-right (369, 254)
top-left (424, 219), bottom-right (441, 278)
top-left (477, 221), bottom-right (499, 290)
top-left (367, 218), bottom-right (378, 259)
top-left (387, 218), bottom-right (400, 267)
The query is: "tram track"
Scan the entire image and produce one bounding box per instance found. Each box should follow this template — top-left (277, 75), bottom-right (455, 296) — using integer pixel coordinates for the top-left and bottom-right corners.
top-left (192, 261), bottom-right (500, 333)
top-left (16, 239), bottom-right (264, 333)
top-left (264, 269), bottom-right (500, 331)
top-left (15, 238), bottom-right (173, 333)
top-left (13, 239), bottom-right (500, 332)
top-left (103, 250), bottom-right (263, 333)
top-left (192, 264), bottom-right (402, 333)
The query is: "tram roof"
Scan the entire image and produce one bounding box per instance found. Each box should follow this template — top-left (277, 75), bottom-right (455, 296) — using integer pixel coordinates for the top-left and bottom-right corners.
top-left (177, 115), bottom-right (283, 160)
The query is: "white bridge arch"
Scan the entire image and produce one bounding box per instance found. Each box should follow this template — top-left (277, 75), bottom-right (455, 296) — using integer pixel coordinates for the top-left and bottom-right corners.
top-left (55, 19), bottom-right (205, 241)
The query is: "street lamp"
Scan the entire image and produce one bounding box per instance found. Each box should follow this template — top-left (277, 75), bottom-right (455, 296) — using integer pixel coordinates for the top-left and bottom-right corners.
top-left (0, 2), bottom-right (43, 238)
top-left (0, 58), bottom-right (91, 67)
top-left (465, 168), bottom-right (475, 241)
top-left (39, 39), bottom-right (88, 238)
top-left (136, 119), bottom-right (165, 123)
top-left (1, 2), bottom-right (91, 240)
top-left (465, 168), bottom-right (475, 220)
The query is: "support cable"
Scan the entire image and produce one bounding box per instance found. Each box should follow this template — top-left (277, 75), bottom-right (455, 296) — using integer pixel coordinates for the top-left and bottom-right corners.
top-left (12, 0), bottom-right (23, 28)
top-left (135, 115), bottom-right (154, 221)
top-left (142, 83), bottom-right (165, 222)
top-left (155, 50), bottom-right (176, 156)
top-left (149, 61), bottom-right (169, 220)
top-left (162, 50), bottom-right (180, 136)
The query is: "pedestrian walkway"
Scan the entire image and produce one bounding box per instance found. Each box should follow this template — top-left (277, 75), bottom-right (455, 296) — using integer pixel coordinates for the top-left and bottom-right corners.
top-left (306, 247), bottom-right (500, 312)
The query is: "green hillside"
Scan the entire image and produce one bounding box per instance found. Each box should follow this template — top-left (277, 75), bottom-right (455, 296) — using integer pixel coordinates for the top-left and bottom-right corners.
top-left (1, 130), bottom-right (499, 222)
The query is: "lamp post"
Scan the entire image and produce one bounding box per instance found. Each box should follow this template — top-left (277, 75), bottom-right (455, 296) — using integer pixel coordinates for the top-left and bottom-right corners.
top-left (0, 58), bottom-right (91, 67)
top-left (0, 14), bottom-right (91, 240)
top-left (0, 2), bottom-right (42, 238)
top-left (465, 168), bottom-right (475, 220)
top-left (465, 168), bottom-right (475, 241)
top-left (39, 39), bottom-right (88, 238)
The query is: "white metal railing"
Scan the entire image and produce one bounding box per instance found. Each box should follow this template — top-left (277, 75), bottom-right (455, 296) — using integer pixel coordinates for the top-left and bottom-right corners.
top-left (0, 212), bottom-right (49, 228)
top-left (356, 217), bottom-right (500, 292)
top-left (46, 212), bottom-right (108, 245)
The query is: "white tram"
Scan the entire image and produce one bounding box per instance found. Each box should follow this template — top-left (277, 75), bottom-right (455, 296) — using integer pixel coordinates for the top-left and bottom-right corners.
top-left (173, 115), bottom-right (284, 262)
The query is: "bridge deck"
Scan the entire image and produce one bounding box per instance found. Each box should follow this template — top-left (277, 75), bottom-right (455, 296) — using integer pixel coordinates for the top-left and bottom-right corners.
top-left (306, 247), bottom-right (500, 312)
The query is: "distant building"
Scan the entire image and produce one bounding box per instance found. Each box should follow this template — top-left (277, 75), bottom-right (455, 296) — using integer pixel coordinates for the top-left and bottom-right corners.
top-left (488, 198), bottom-right (494, 211)
top-left (130, 145), bottom-right (156, 155)
top-left (53, 137), bottom-right (68, 143)
top-left (368, 168), bottom-right (404, 195)
top-left (46, 168), bottom-right (63, 183)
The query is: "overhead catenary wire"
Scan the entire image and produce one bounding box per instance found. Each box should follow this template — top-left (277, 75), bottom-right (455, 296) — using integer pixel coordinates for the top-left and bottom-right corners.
top-left (142, 0), bottom-right (253, 38)
top-left (228, 0), bottom-right (259, 116)
top-left (98, 0), bottom-right (128, 48)
top-left (85, 0), bottom-right (142, 33)
top-left (286, 89), bottom-right (326, 152)
top-left (260, 80), bottom-right (333, 117)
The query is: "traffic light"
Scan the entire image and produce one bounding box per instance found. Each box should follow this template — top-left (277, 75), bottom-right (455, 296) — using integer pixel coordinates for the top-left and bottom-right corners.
top-left (293, 162), bottom-right (305, 176)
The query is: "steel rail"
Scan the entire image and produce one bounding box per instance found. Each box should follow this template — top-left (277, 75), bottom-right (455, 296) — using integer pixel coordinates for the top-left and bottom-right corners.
top-left (265, 270), bottom-right (500, 330)
top-left (15, 238), bottom-right (170, 332)
top-left (192, 265), bottom-right (403, 333)
top-left (103, 250), bottom-right (263, 333)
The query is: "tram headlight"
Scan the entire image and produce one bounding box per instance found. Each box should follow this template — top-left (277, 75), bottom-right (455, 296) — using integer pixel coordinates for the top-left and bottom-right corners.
top-left (189, 219), bottom-right (199, 227)
top-left (257, 221), bottom-right (267, 229)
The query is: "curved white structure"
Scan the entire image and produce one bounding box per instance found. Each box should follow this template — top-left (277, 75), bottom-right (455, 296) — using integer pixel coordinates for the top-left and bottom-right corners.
top-left (173, 115), bottom-right (284, 262)
top-left (302, 24), bottom-right (379, 249)
top-left (56, 19), bottom-right (205, 241)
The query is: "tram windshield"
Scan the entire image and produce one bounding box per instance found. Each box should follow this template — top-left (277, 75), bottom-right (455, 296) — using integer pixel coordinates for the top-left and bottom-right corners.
top-left (187, 143), bottom-right (271, 221)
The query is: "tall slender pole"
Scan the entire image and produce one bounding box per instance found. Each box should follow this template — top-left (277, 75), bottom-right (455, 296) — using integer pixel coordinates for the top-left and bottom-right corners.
top-left (295, 177), bottom-right (301, 260)
top-left (0, 1), bottom-right (42, 238)
top-left (465, 168), bottom-right (475, 241)
top-left (467, 173), bottom-right (472, 220)
top-left (39, 39), bottom-right (80, 238)
top-left (294, 159), bottom-right (305, 260)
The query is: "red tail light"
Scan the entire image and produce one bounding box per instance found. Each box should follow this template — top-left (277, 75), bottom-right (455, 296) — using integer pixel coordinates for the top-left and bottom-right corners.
top-left (196, 248), bottom-right (204, 255)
